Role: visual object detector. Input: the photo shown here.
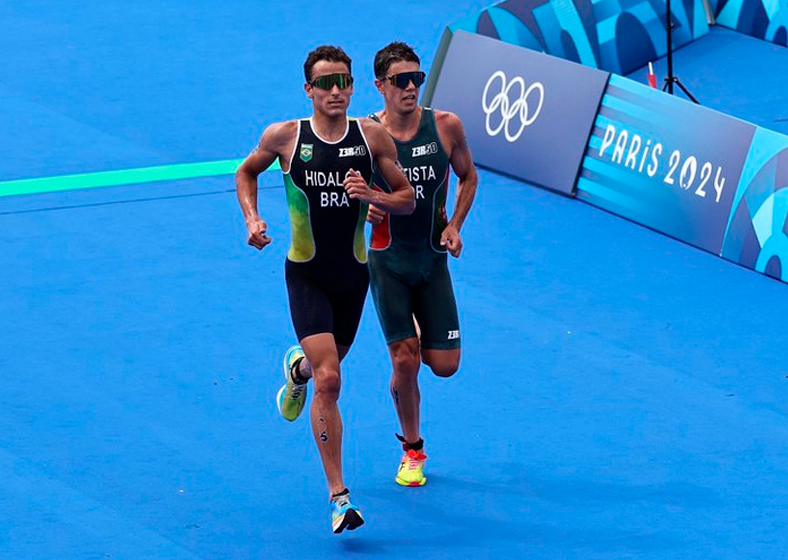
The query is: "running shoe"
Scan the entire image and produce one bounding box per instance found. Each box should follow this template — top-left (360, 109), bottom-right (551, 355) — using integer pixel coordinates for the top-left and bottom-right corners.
top-left (276, 345), bottom-right (307, 421)
top-left (396, 448), bottom-right (428, 487)
top-left (330, 489), bottom-right (365, 534)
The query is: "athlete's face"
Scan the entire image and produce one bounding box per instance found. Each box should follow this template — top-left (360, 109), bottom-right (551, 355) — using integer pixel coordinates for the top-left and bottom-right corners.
top-left (376, 60), bottom-right (421, 115)
top-left (305, 60), bottom-right (353, 118)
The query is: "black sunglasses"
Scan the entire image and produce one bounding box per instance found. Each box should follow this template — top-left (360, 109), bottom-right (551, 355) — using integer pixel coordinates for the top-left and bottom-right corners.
top-left (308, 73), bottom-right (353, 90)
top-left (384, 71), bottom-right (427, 89)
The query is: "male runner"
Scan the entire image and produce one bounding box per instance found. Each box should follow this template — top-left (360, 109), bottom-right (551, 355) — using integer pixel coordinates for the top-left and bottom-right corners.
top-left (367, 42), bottom-right (478, 487)
top-left (235, 45), bottom-right (415, 533)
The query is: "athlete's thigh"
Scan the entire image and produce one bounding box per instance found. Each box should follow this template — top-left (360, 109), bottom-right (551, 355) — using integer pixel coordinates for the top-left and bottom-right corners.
top-left (285, 260), bottom-right (334, 341)
top-left (330, 261), bottom-right (370, 347)
top-left (412, 255), bottom-right (460, 350)
top-left (368, 251), bottom-right (417, 344)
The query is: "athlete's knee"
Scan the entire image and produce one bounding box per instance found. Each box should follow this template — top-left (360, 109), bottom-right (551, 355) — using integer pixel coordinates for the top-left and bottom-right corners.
top-left (424, 351), bottom-right (460, 378)
top-left (390, 341), bottom-right (420, 381)
top-left (430, 362), bottom-right (459, 378)
top-left (312, 365), bottom-right (341, 401)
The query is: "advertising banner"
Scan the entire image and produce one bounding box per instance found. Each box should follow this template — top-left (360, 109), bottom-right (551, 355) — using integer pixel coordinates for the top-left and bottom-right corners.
top-left (429, 30), bottom-right (609, 196)
top-left (720, 127), bottom-right (788, 282)
top-left (576, 74), bottom-right (757, 255)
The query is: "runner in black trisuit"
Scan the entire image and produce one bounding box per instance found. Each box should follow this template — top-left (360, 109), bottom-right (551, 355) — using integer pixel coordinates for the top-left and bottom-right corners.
top-left (235, 45), bottom-right (415, 534)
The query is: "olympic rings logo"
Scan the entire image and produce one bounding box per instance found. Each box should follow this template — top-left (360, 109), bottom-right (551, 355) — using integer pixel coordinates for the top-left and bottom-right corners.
top-left (481, 70), bottom-right (545, 142)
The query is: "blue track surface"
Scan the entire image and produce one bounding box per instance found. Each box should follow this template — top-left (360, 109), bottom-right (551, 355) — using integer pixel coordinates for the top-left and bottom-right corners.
top-left (626, 26), bottom-right (788, 134)
top-left (2, 2), bottom-right (787, 559)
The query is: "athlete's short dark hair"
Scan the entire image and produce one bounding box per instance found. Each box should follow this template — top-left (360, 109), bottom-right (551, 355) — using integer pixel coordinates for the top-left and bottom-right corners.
top-left (304, 45), bottom-right (352, 82)
top-left (374, 42), bottom-right (420, 79)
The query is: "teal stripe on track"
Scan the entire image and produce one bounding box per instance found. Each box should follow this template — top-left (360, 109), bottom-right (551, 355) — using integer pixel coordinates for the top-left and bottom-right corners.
top-left (0, 159), bottom-right (281, 198)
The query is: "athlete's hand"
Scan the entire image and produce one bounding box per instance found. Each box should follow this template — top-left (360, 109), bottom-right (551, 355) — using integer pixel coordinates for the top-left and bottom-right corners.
top-left (441, 224), bottom-right (463, 257)
top-left (246, 216), bottom-right (272, 250)
top-left (344, 169), bottom-right (373, 203)
top-left (366, 204), bottom-right (386, 225)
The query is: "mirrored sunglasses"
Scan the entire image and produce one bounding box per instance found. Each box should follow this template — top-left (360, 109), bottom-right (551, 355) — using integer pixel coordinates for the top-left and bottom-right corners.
top-left (385, 71), bottom-right (427, 89)
top-left (309, 73), bottom-right (353, 90)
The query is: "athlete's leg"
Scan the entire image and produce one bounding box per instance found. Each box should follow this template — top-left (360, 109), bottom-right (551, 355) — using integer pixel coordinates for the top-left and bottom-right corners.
top-left (421, 348), bottom-right (460, 378)
top-left (387, 336), bottom-right (422, 444)
top-left (300, 333), bottom-right (351, 496)
top-left (413, 254), bottom-right (461, 378)
top-left (368, 252), bottom-right (420, 441)
top-left (388, 335), bottom-right (428, 487)
top-left (279, 260), bottom-right (330, 421)
top-left (414, 316), bottom-right (460, 377)
top-left (300, 259), bottom-right (366, 499)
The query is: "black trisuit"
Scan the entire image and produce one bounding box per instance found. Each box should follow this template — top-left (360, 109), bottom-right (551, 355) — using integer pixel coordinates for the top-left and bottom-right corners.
top-left (283, 117), bottom-right (373, 346)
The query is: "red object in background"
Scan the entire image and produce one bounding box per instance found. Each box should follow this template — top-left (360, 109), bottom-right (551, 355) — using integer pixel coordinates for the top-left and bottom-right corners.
top-left (648, 62), bottom-right (657, 88)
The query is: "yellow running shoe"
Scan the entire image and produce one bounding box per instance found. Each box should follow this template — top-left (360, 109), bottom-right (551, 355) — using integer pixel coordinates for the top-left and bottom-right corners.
top-left (276, 345), bottom-right (307, 421)
top-left (396, 448), bottom-right (427, 487)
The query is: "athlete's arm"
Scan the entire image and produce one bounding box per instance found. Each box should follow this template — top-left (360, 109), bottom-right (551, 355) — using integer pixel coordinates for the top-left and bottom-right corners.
top-left (235, 121), bottom-right (296, 250)
top-left (346, 119), bottom-right (415, 215)
top-left (437, 111), bottom-right (478, 257)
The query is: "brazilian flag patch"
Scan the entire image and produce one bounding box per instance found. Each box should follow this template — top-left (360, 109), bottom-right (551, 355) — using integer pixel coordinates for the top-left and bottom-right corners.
top-left (299, 143), bottom-right (313, 162)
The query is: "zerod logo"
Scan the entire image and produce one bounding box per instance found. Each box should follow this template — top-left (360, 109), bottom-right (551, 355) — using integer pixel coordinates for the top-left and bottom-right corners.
top-left (338, 145), bottom-right (367, 157)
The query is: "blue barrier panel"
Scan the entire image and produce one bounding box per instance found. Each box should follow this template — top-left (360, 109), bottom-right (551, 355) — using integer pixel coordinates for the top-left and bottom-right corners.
top-left (715, 0), bottom-right (788, 46)
top-left (430, 30), bottom-right (609, 195)
top-left (446, 0), bottom-right (709, 75)
top-left (577, 74), bottom-right (757, 255)
top-left (721, 127), bottom-right (788, 281)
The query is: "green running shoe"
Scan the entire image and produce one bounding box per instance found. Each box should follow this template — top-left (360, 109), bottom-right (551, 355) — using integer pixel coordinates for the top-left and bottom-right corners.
top-left (330, 489), bottom-right (364, 534)
top-left (396, 448), bottom-right (428, 487)
top-left (276, 345), bottom-right (307, 421)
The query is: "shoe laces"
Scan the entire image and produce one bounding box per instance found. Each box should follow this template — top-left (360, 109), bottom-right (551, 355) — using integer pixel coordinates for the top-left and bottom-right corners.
top-left (402, 449), bottom-right (427, 469)
top-left (332, 493), bottom-right (351, 509)
top-left (290, 381), bottom-right (305, 400)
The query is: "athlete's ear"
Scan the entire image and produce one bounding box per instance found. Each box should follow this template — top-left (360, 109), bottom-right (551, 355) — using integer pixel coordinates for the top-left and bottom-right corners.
top-left (304, 82), bottom-right (314, 99)
top-left (374, 79), bottom-right (385, 94)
